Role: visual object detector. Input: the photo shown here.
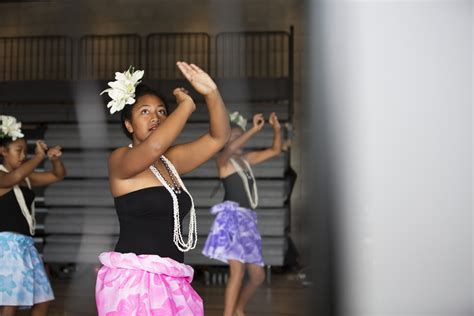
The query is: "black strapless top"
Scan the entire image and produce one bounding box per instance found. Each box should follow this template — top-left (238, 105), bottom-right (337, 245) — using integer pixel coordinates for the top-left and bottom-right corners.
top-left (222, 172), bottom-right (255, 209)
top-left (0, 186), bottom-right (35, 236)
top-left (114, 186), bottom-right (191, 262)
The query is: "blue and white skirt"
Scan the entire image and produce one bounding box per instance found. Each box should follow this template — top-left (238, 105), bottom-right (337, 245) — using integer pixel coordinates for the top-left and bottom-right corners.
top-left (0, 232), bottom-right (54, 308)
top-left (202, 201), bottom-right (264, 266)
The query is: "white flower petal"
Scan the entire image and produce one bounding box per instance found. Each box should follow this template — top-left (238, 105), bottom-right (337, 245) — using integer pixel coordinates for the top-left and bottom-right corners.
top-left (125, 97), bottom-right (135, 105)
top-left (114, 100), bottom-right (126, 113)
top-left (0, 115), bottom-right (23, 139)
top-left (100, 88), bottom-right (111, 96)
top-left (102, 68), bottom-right (144, 114)
top-left (10, 130), bottom-right (23, 141)
top-left (109, 81), bottom-right (128, 92)
top-left (109, 89), bottom-right (126, 101)
top-left (131, 70), bottom-right (144, 83)
top-left (115, 72), bottom-right (127, 81)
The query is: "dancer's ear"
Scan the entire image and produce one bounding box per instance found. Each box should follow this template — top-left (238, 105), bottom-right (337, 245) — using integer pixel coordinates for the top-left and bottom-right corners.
top-left (0, 145), bottom-right (7, 157)
top-left (124, 120), bottom-right (134, 135)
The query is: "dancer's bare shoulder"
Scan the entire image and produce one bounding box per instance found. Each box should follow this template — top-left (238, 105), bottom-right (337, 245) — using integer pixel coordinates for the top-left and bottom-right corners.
top-left (108, 146), bottom-right (129, 169)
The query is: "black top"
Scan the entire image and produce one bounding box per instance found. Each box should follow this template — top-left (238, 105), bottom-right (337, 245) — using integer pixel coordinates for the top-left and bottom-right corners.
top-left (222, 172), bottom-right (255, 209)
top-left (114, 186), bottom-right (192, 262)
top-left (0, 186), bottom-right (35, 236)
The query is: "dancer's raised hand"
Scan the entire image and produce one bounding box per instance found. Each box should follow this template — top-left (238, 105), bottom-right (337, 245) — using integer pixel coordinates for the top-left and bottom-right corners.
top-left (47, 145), bottom-right (63, 161)
top-left (173, 87), bottom-right (196, 112)
top-left (268, 112), bottom-right (281, 131)
top-left (252, 113), bottom-right (265, 132)
top-left (35, 140), bottom-right (48, 158)
top-left (176, 61), bottom-right (217, 96)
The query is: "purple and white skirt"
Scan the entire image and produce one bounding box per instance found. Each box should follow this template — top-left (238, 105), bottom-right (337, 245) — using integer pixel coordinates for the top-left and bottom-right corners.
top-left (95, 252), bottom-right (203, 316)
top-left (202, 201), bottom-right (264, 266)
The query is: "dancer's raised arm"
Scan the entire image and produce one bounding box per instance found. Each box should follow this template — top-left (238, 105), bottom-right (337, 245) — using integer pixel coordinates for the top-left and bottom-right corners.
top-left (243, 112), bottom-right (282, 166)
top-left (166, 62), bottom-right (231, 174)
top-left (30, 144), bottom-right (66, 186)
top-left (0, 140), bottom-right (46, 188)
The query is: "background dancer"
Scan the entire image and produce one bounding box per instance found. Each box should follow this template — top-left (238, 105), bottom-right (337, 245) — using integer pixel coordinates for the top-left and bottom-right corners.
top-left (95, 62), bottom-right (230, 316)
top-left (0, 115), bottom-right (66, 316)
top-left (203, 111), bottom-right (282, 316)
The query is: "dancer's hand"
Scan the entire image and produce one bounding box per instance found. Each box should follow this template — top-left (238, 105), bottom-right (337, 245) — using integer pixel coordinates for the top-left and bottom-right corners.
top-left (35, 140), bottom-right (48, 158)
top-left (176, 61), bottom-right (217, 96)
top-left (173, 87), bottom-right (196, 112)
top-left (268, 112), bottom-right (281, 131)
top-left (251, 113), bottom-right (265, 132)
top-left (47, 145), bottom-right (63, 161)
top-left (282, 139), bottom-right (292, 152)
top-left (282, 122), bottom-right (293, 152)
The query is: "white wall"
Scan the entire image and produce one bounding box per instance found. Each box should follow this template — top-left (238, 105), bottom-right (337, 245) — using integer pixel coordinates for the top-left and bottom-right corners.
top-left (310, 1), bottom-right (472, 315)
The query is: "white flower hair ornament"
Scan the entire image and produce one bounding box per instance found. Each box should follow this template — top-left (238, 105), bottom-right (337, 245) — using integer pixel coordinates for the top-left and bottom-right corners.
top-left (100, 67), bottom-right (145, 114)
top-left (0, 115), bottom-right (24, 141)
top-left (229, 111), bottom-right (247, 131)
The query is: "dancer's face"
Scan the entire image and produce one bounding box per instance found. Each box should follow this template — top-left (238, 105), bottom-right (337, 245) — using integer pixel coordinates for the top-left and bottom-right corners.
top-left (1, 138), bottom-right (27, 170)
top-left (227, 127), bottom-right (244, 155)
top-left (125, 94), bottom-right (168, 143)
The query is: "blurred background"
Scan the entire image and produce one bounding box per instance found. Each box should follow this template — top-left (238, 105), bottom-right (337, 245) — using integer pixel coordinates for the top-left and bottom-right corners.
top-left (0, 0), bottom-right (471, 315)
top-left (307, 1), bottom-right (472, 315)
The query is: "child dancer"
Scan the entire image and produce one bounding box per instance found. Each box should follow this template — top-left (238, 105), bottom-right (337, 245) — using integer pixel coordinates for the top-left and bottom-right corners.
top-left (203, 111), bottom-right (282, 316)
top-left (95, 62), bottom-right (230, 316)
top-left (0, 115), bottom-right (66, 316)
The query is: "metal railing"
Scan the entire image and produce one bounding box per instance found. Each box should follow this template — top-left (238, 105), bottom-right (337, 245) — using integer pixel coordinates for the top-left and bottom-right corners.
top-left (0, 29), bottom-right (293, 82)
top-left (78, 34), bottom-right (142, 80)
top-left (146, 33), bottom-right (210, 79)
top-left (0, 35), bottom-right (73, 81)
top-left (215, 30), bottom-right (291, 79)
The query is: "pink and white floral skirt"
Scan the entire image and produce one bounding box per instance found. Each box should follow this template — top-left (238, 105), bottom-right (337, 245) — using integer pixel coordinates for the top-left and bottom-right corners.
top-left (95, 252), bottom-right (203, 316)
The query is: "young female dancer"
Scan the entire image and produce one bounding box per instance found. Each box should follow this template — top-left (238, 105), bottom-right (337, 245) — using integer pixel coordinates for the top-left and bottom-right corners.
top-left (0, 115), bottom-right (66, 316)
top-left (95, 62), bottom-right (230, 316)
top-left (203, 111), bottom-right (282, 316)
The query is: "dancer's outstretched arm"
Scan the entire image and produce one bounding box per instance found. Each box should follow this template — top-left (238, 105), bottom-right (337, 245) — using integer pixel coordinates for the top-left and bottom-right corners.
top-left (30, 145), bottom-right (66, 186)
top-left (217, 113), bottom-right (265, 166)
top-left (244, 112), bottom-right (282, 166)
top-left (167, 62), bottom-right (231, 174)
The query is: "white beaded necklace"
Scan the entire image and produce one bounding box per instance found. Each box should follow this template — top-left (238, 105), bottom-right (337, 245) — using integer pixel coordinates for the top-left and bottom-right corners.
top-left (229, 157), bottom-right (259, 209)
top-left (129, 145), bottom-right (197, 252)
